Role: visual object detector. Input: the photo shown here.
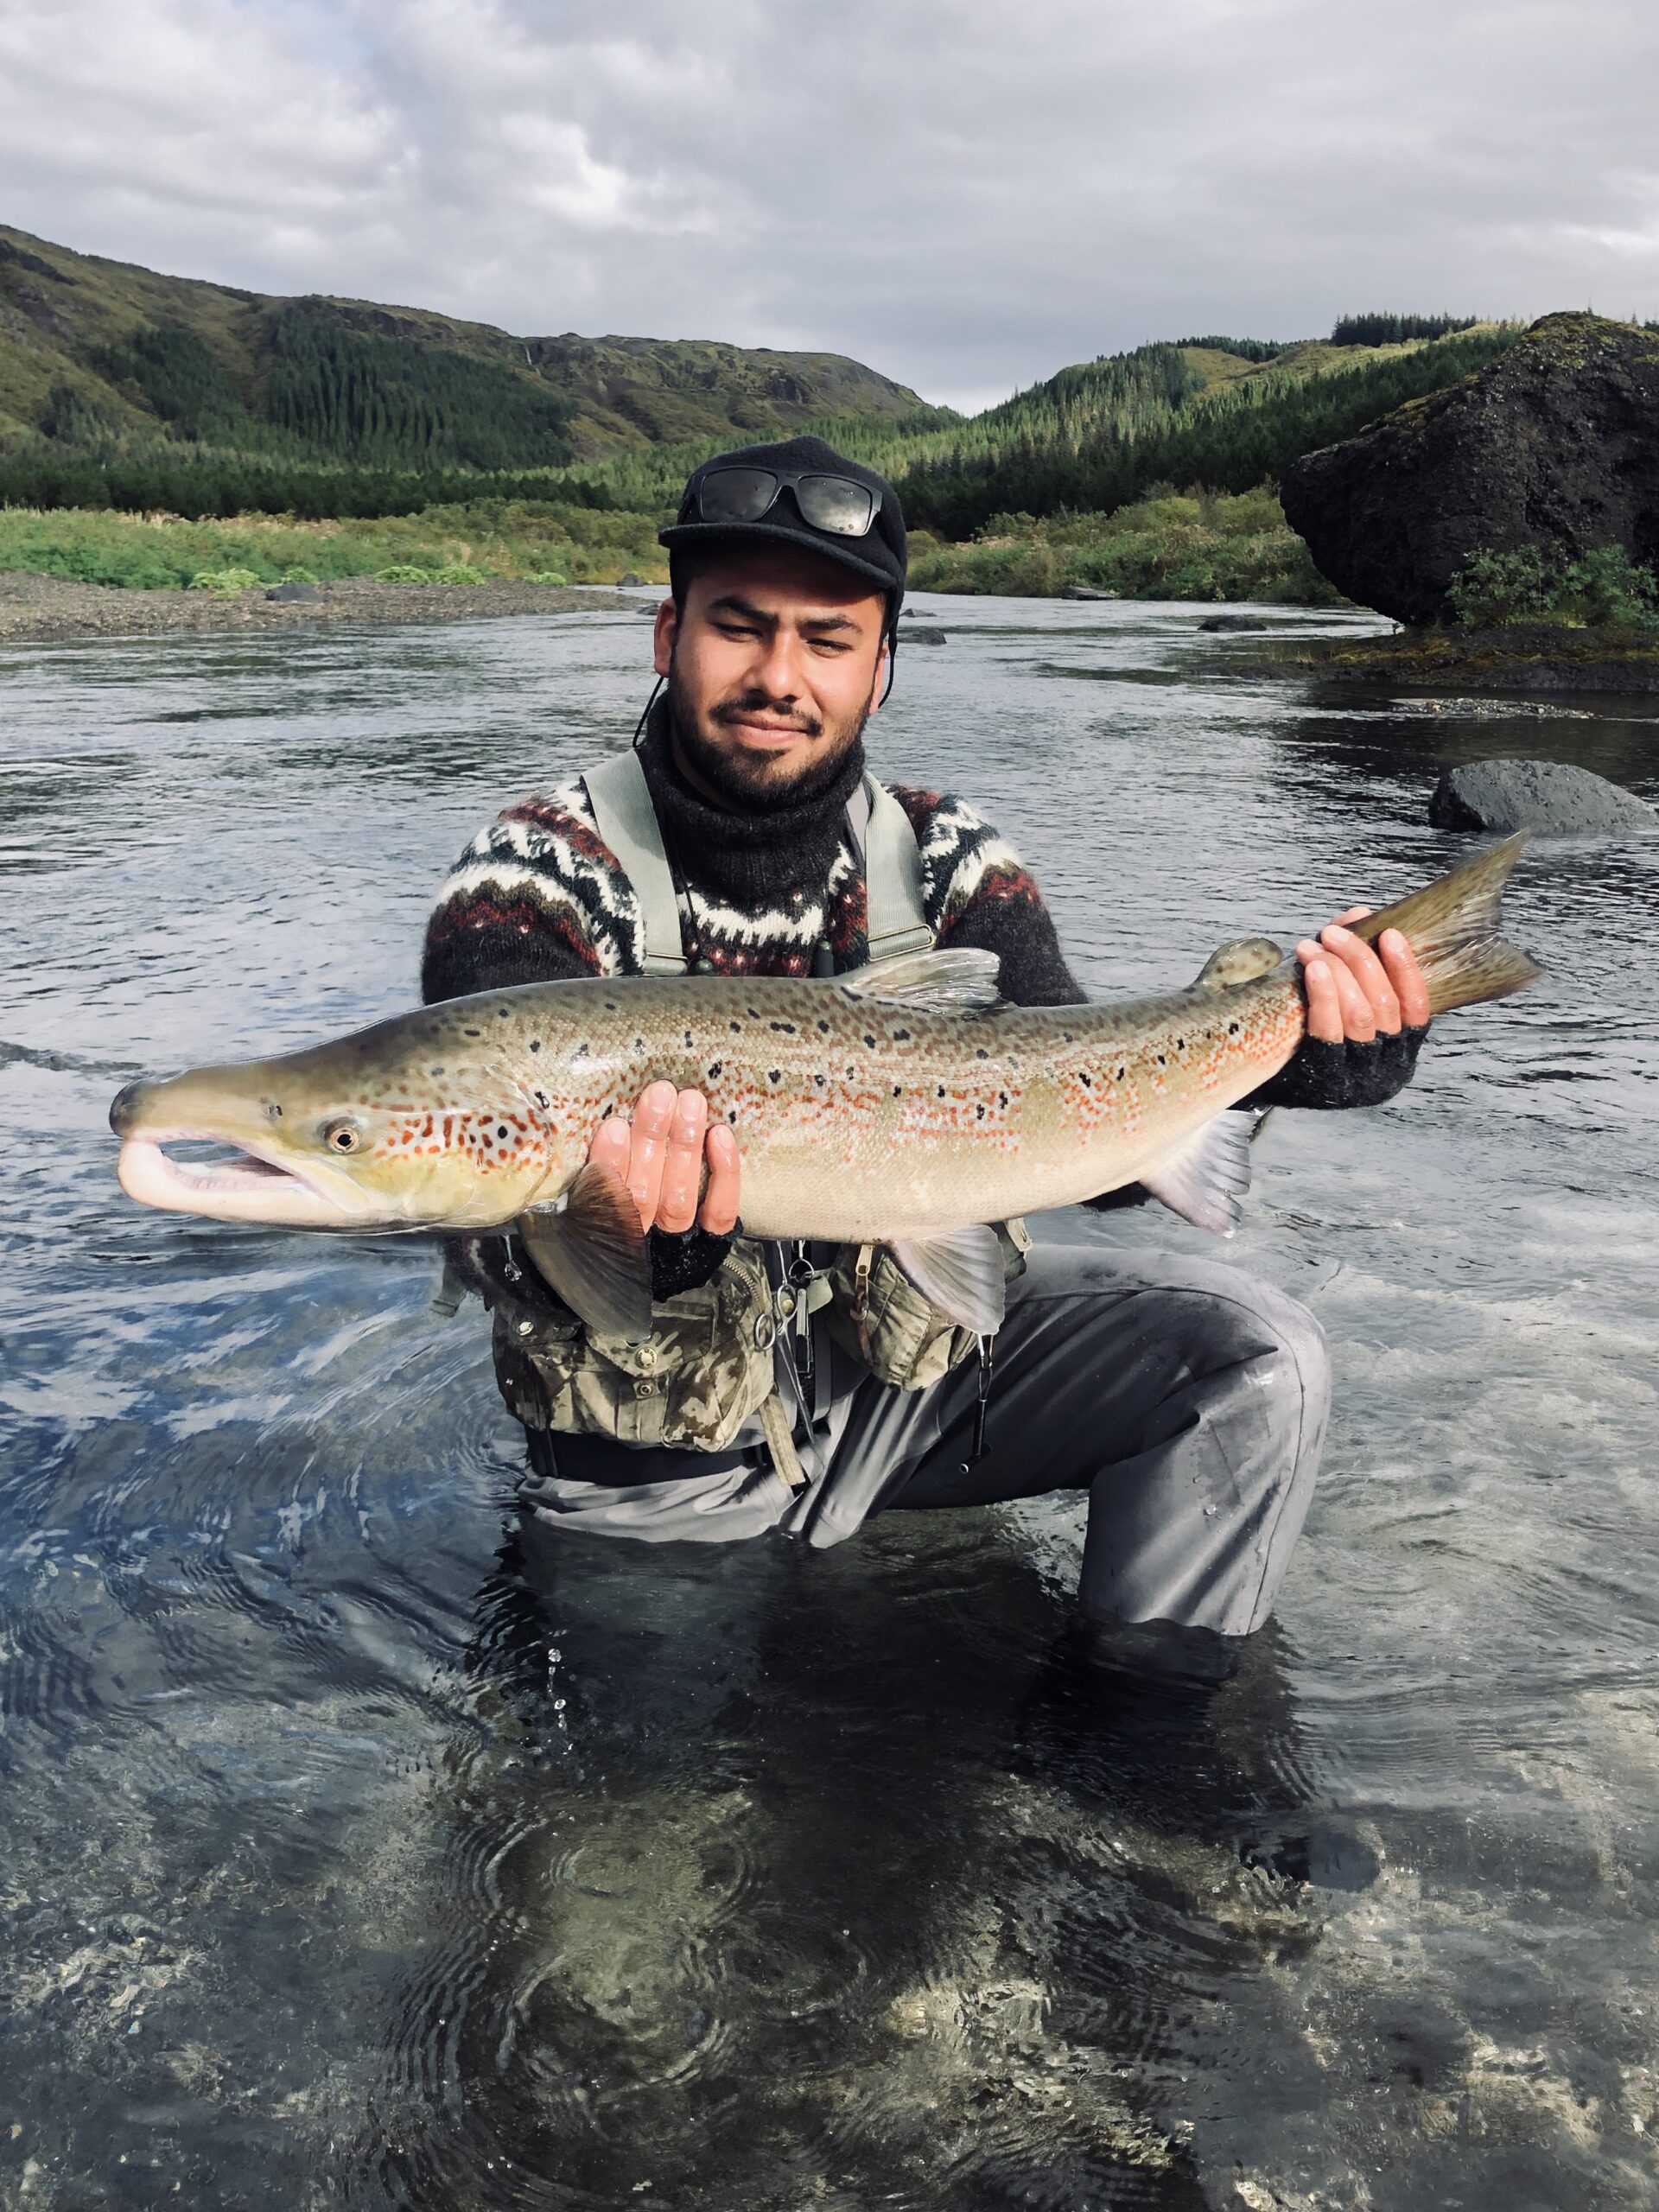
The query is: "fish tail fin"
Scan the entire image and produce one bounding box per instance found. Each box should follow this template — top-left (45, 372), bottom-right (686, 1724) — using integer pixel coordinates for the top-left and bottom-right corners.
top-left (1351, 831), bottom-right (1543, 1017)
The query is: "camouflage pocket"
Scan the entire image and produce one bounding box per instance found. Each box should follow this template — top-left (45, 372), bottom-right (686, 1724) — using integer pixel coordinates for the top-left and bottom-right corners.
top-left (492, 1238), bottom-right (780, 1452)
top-left (824, 1220), bottom-right (1030, 1390)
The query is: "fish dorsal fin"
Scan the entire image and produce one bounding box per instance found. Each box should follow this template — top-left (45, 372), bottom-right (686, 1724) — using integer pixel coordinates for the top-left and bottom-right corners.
top-left (889, 1224), bottom-right (1007, 1334)
top-left (1137, 1113), bottom-right (1254, 1236)
top-left (1194, 936), bottom-right (1284, 988)
top-left (518, 1161), bottom-right (652, 1343)
top-left (840, 947), bottom-right (1005, 1014)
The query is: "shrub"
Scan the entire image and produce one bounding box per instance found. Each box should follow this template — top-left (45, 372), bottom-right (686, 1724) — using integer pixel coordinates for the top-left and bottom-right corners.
top-left (432, 562), bottom-right (487, 584)
top-left (188, 567), bottom-right (262, 593)
top-left (1555, 546), bottom-right (1659, 626)
top-left (1446, 544), bottom-right (1658, 627)
top-left (280, 565), bottom-right (318, 584)
top-left (525, 569), bottom-right (569, 585)
top-left (374, 563), bottom-right (433, 582)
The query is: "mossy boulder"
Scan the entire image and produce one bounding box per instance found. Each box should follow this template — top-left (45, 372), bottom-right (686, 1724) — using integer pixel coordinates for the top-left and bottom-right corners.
top-left (1281, 314), bottom-right (1659, 624)
top-left (1428, 758), bottom-right (1654, 836)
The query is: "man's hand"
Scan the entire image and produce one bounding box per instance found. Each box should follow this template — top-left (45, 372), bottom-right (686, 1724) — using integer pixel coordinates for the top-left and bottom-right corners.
top-left (1296, 907), bottom-right (1431, 1043)
top-left (588, 1081), bottom-right (741, 1235)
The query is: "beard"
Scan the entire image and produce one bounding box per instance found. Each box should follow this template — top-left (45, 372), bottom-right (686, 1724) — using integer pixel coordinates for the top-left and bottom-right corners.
top-left (666, 662), bottom-right (869, 812)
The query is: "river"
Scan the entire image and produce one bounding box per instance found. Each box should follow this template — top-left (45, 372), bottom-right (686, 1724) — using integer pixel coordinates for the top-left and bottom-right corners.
top-left (3, 596), bottom-right (1656, 2209)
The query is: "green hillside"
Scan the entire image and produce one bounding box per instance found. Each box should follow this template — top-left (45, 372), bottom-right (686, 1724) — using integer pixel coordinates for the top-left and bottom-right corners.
top-left (0, 221), bottom-right (940, 514)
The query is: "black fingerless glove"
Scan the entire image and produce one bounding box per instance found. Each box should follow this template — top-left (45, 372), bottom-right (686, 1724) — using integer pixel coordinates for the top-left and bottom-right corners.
top-left (1245, 1023), bottom-right (1428, 1112)
top-left (648, 1223), bottom-right (737, 1300)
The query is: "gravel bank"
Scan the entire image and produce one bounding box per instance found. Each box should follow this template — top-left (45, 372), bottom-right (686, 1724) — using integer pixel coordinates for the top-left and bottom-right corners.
top-left (0, 571), bottom-right (646, 648)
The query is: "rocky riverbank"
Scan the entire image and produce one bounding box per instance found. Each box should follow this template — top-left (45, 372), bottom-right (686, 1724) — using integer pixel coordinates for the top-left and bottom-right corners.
top-left (0, 571), bottom-right (640, 648)
top-left (1253, 621), bottom-right (1659, 695)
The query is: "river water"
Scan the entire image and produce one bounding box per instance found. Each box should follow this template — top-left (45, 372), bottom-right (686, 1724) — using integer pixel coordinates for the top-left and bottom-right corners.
top-left (3, 596), bottom-right (1656, 2209)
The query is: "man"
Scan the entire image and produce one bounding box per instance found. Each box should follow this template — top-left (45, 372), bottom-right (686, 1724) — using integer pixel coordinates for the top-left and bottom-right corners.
top-left (423, 436), bottom-right (1428, 1662)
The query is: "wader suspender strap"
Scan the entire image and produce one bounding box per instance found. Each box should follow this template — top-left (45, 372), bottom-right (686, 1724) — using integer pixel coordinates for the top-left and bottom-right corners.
top-left (582, 751), bottom-right (689, 977)
top-left (845, 776), bottom-right (934, 962)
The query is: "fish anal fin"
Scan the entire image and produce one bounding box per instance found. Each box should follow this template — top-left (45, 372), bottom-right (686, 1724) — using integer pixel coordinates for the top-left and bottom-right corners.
top-left (1137, 1113), bottom-right (1253, 1236)
top-left (518, 1160), bottom-right (652, 1343)
top-left (841, 947), bottom-right (1005, 1014)
top-left (890, 1224), bottom-right (1007, 1333)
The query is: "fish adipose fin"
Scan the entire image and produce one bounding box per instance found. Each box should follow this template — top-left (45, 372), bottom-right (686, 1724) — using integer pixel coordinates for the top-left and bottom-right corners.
top-left (841, 947), bottom-right (1006, 1014)
top-left (890, 1224), bottom-right (1007, 1333)
top-left (518, 1162), bottom-right (652, 1343)
top-left (1351, 831), bottom-right (1542, 1014)
top-left (1137, 1113), bottom-right (1254, 1236)
top-left (1194, 936), bottom-right (1284, 988)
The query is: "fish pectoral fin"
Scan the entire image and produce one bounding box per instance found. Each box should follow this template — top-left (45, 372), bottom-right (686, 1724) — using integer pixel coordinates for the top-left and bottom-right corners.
top-left (1193, 935), bottom-right (1285, 988)
top-left (889, 1224), bottom-right (1007, 1334)
top-left (839, 947), bottom-right (1006, 1014)
top-left (1136, 1112), bottom-right (1254, 1236)
top-left (518, 1162), bottom-right (652, 1344)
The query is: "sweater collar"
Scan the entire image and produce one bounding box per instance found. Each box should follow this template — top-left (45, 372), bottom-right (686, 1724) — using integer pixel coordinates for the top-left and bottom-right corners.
top-left (637, 694), bottom-right (866, 907)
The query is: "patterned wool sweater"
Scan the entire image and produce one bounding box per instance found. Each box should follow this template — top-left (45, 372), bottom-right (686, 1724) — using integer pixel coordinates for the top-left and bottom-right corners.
top-left (423, 701), bottom-right (1084, 1007)
top-left (421, 702), bottom-right (1422, 1127)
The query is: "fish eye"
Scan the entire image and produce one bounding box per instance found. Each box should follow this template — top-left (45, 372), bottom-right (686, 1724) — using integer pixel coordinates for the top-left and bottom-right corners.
top-left (321, 1117), bottom-right (363, 1154)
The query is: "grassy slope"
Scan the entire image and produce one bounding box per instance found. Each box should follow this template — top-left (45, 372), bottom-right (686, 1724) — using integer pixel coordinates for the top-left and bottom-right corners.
top-left (0, 222), bottom-right (933, 463)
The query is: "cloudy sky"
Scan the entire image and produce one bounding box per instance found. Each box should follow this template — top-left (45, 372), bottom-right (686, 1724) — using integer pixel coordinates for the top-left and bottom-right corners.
top-left (1, 0), bottom-right (1655, 413)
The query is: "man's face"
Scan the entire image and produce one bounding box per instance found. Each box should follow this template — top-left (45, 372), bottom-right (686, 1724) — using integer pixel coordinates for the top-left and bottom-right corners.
top-left (652, 544), bottom-right (889, 810)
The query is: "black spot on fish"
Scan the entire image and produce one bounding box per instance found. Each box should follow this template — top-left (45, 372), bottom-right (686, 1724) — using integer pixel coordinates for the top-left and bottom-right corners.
top-left (430, 1065), bottom-right (444, 1077)
top-left (817, 1019), bottom-right (830, 1034)
top-left (1061, 1030), bottom-right (1074, 1044)
top-left (529, 1039), bottom-right (542, 1053)
top-left (814, 1073), bottom-right (826, 1087)
top-left (863, 1033), bottom-right (877, 1049)
top-left (975, 1047), bottom-right (988, 1060)
top-left (936, 1084), bottom-right (946, 1097)
top-left (1176, 1037), bottom-right (1185, 1051)
top-left (707, 1061), bottom-right (722, 1079)
top-left (498, 1007), bottom-right (511, 1018)
top-left (997, 1090), bottom-right (1008, 1109)
top-left (684, 1030), bottom-right (695, 1048)
top-left (892, 1084), bottom-right (902, 1097)
top-left (1116, 1066), bottom-right (1126, 1080)
top-left (893, 1027), bottom-right (911, 1041)
top-left (769, 1020), bottom-right (796, 1034)
top-left (497, 1124), bottom-right (509, 1139)
top-left (603, 1000), bottom-right (619, 1012)
top-left (726, 1106), bottom-right (738, 1122)
top-left (1156, 1054), bottom-right (1166, 1066)
top-left (533, 1090), bottom-right (550, 1109)
top-left (633, 1037), bottom-right (646, 1052)
top-left (462, 1028), bottom-right (480, 1039)
top-left (1229, 1021), bottom-right (1240, 1035)
top-left (729, 1020), bottom-right (742, 1034)
top-left (768, 1069), bottom-right (781, 1084)
top-left (976, 1102), bottom-right (986, 1119)
top-left (1079, 1071), bottom-right (1092, 1087)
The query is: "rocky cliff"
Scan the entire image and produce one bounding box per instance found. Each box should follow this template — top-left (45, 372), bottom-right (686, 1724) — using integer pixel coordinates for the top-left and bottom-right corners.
top-left (1280, 314), bottom-right (1659, 625)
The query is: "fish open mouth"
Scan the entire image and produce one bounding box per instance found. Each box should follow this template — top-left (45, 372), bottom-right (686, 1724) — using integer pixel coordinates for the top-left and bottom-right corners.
top-left (115, 1130), bottom-right (352, 1223)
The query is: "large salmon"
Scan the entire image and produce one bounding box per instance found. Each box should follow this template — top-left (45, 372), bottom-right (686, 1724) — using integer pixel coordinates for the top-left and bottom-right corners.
top-left (110, 836), bottom-right (1541, 1338)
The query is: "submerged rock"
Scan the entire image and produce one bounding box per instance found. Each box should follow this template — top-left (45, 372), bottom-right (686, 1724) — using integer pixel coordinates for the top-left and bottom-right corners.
top-left (1061, 583), bottom-right (1114, 601)
top-left (1198, 613), bottom-right (1269, 632)
top-left (902, 626), bottom-right (948, 644)
top-left (1281, 314), bottom-right (1659, 624)
top-left (1428, 756), bottom-right (1655, 835)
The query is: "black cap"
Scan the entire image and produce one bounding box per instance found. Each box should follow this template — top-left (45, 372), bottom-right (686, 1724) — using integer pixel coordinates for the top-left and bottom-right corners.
top-left (660, 435), bottom-right (906, 619)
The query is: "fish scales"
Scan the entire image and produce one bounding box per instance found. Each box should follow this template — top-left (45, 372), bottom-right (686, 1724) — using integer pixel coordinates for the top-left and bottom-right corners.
top-left (109, 833), bottom-right (1542, 1254)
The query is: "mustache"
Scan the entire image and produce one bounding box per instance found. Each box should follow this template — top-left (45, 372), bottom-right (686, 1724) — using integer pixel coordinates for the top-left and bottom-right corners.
top-left (709, 690), bottom-right (823, 739)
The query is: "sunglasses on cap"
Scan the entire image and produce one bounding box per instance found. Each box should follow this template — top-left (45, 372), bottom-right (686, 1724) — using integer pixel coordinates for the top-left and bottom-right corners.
top-left (690, 463), bottom-right (882, 539)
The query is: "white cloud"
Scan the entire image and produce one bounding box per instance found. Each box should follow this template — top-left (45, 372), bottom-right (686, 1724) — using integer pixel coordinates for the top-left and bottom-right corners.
top-left (0, 0), bottom-right (1655, 410)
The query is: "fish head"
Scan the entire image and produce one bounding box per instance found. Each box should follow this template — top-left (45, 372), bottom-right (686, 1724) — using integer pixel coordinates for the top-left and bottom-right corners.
top-left (110, 1003), bottom-right (584, 1231)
